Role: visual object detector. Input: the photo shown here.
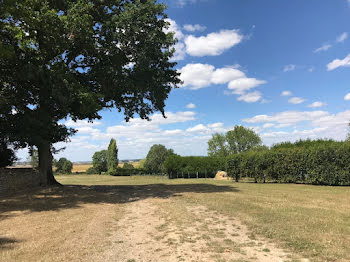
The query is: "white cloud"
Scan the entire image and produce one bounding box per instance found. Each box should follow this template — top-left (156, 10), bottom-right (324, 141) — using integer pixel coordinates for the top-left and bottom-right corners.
top-left (185, 29), bottom-right (243, 56)
top-left (176, 0), bottom-right (198, 7)
top-left (243, 110), bottom-right (329, 125)
top-left (186, 103), bottom-right (196, 109)
top-left (307, 101), bottom-right (327, 108)
top-left (164, 18), bottom-right (184, 40)
top-left (237, 91), bottom-right (262, 103)
top-left (243, 109), bottom-right (350, 145)
top-left (283, 64), bottom-right (296, 72)
top-left (336, 32), bottom-right (348, 43)
top-left (281, 90), bottom-right (292, 96)
top-left (179, 63), bottom-right (266, 102)
top-left (314, 44), bottom-right (332, 53)
top-left (183, 24), bottom-right (206, 32)
top-left (345, 93), bottom-right (350, 101)
top-left (179, 63), bottom-right (215, 89)
top-left (327, 54), bottom-right (350, 71)
top-left (228, 78), bottom-right (266, 95)
top-left (170, 42), bottom-right (186, 61)
top-left (308, 66), bottom-right (315, 72)
top-left (288, 97), bottom-right (305, 104)
top-left (211, 66), bottom-right (245, 84)
top-left (263, 123), bottom-right (275, 128)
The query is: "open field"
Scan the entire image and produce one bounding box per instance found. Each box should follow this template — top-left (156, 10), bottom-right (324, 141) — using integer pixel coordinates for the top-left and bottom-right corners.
top-left (71, 164), bottom-right (93, 173)
top-left (71, 162), bottom-right (141, 173)
top-left (0, 175), bottom-right (349, 262)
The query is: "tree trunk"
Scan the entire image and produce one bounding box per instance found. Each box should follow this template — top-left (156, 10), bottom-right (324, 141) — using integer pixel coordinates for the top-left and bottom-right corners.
top-left (38, 142), bottom-right (61, 186)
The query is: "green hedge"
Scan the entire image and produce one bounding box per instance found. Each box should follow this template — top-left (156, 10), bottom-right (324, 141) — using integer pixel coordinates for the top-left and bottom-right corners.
top-left (163, 156), bottom-right (226, 179)
top-left (227, 142), bottom-right (350, 186)
top-left (108, 167), bottom-right (147, 176)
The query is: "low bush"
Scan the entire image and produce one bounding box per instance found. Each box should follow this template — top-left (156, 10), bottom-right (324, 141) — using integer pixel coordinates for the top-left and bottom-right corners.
top-left (108, 167), bottom-right (147, 176)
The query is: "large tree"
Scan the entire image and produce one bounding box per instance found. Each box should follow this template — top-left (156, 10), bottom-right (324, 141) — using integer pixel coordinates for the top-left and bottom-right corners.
top-left (144, 144), bottom-right (174, 173)
top-left (0, 0), bottom-right (180, 185)
top-left (208, 125), bottom-right (262, 157)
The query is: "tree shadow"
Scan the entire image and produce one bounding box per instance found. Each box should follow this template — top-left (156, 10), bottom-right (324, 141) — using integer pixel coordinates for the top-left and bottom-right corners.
top-left (0, 183), bottom-right (239, 217)
top-left (0, 237), bottom-right (18, 250)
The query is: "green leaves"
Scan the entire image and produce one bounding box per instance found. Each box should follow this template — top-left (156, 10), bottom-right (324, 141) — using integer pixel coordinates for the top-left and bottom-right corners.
top-left (227, 141), bottom-right (350, 186)
top-left (208, 126), bottom-right (262, 157)
top-left (144, 144), bottom-right (174, 173)
top-left (0, 0), bottom-right (180, 153)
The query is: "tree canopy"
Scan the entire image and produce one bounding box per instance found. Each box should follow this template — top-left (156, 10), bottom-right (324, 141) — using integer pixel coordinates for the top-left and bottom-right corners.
top-left (0, 0), bottom-right (180, 185)
top-left (208, 125), bottom-right (262, 157)
top-left (144, 144), bottom-right (174, 173)
top-left (91, 150), bottom-right (107, 174)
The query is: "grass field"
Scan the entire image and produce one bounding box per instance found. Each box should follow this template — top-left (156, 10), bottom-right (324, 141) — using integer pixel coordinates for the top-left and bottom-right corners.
top-left (0, 175), bottom-right (349, 262)
top-left (71, 162), bottom-right (140, 173)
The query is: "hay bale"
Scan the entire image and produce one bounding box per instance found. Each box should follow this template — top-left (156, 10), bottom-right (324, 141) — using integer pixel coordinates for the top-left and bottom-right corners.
top-left (215, 171), bottom-right (229, 180)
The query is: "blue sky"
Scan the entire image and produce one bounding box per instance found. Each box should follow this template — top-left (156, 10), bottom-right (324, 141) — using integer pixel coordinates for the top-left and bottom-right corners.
top-left (18, 0), bottom-right (350, 161)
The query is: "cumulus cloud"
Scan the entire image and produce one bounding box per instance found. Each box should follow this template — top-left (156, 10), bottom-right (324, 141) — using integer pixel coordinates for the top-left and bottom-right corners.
top-left (336, 32), bottom-right (348, 43)
top-left (54, 111), bottom-right (234, 161)
top-left (183, 24), bottom-right (206, 32)
top-left (283, 64), bottom-right (296, 72)
top-left (288, 97), bottom-right (305, 104)
top-left (164, 18), bottom-right (245, 61)
top-left (345, 93), bottom-right (350, 101)
top-left (281, 91), bottom-right (292, 96)
top-left (228, 78), bottom-right (266, 95)
top-left (243, 110), bottom-right (329, 125)
top-left (185, 30), bottom-right (243, 56)
top-left (170, 42), bottom-right (186, 61)
top-left (327, 54), bottom-right (350, 71)
top-left (179, 63), bottom-right (266, 103)
top-left (314, 44), bottom-right (332, 53)
top-left (242, 109), bottom-right (350, 146)
top-left (211, 66), bottom-right (245, 84)
top-left (237, 91), bottom-right (262, 103)
top-left (186, 103), bottom-right (196, 109)
top-left (179, 63), bottom-right (215, 89)
top-left (164, 18), bottom-right (184, 40)
top-left (307, 101), bottom-right (327, 108)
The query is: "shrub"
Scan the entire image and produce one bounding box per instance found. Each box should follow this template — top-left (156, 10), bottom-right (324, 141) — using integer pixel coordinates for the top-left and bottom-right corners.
top-left (86, 167), bottom-right (98, 174)
top-left (55, 157), bottom-right (73, 174)
top-left (123, 162), bottom-right (134, 169)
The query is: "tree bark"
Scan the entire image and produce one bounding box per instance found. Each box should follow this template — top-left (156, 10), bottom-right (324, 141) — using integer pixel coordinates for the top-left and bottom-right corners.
top-left (38, 142), bottom-right (61, 186)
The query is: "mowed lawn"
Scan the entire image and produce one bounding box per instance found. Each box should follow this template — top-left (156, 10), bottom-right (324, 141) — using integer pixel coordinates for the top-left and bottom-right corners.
top-left (0, 175), bottom-right (349, 262)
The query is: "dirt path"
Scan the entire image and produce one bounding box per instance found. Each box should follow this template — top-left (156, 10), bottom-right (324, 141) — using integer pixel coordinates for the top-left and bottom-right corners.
top-left (97, 198), bottom-right (303, 262)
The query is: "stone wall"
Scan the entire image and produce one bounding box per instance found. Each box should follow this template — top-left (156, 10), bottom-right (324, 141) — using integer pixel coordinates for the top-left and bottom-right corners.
top-left (0, 168), bottom-right (40, 195)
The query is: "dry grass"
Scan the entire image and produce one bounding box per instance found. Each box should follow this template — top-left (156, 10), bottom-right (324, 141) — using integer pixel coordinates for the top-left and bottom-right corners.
top-left (0, 175), bottom-right (349, 262)
top-left (71, 164), bottom-right (92, 173)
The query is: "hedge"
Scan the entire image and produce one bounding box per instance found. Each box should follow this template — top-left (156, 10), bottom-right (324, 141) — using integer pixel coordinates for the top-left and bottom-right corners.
top-left (227, 142), bottom-right (350, 186)
top-left (163, 156), bottom-right (226, 179)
